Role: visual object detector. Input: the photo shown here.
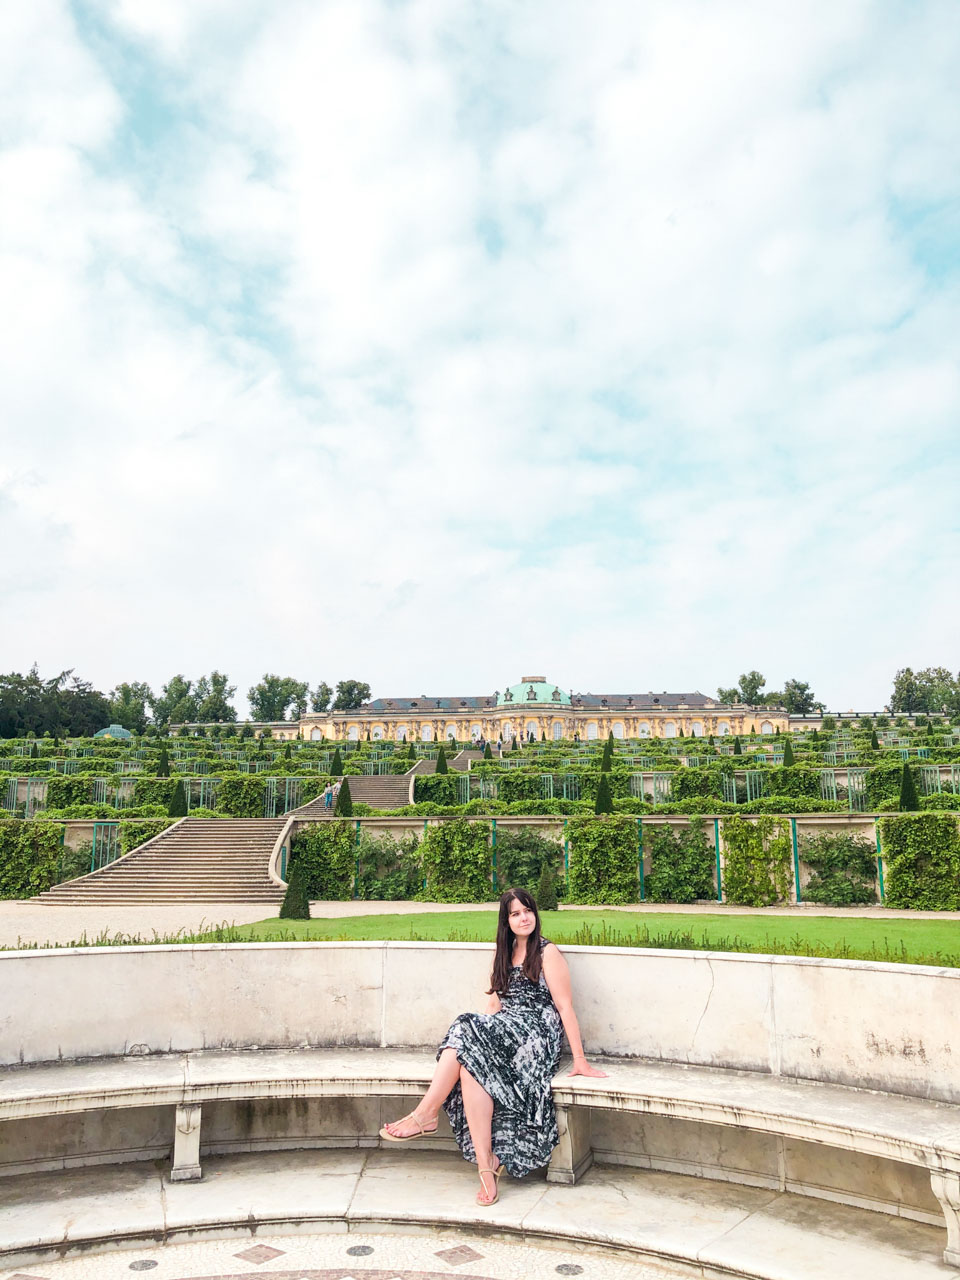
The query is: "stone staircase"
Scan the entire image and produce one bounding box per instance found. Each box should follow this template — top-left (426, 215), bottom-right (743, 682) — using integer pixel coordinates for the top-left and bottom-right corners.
top-left (36, 819), bottom-right (288, 906)
top-left (409, 749), bottom-right (484, 776)
top-left (292, 774), bottom-right (412, 819)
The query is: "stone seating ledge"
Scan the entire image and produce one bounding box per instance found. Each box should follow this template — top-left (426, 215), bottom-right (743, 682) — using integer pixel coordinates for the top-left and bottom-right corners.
top-left (3, 1044), bottom-right (960, 1267)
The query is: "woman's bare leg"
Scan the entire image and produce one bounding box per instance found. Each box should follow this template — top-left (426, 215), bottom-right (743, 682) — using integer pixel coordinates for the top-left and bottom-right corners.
top-left (460, 1066), bottom-right (498, 1203)
top-left (383, 1048), bottom-right (461, 1137)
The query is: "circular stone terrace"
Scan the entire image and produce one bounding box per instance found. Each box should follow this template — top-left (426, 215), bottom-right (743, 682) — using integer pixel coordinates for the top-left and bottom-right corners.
top-left (1, 942), bottom-right (959, 1280)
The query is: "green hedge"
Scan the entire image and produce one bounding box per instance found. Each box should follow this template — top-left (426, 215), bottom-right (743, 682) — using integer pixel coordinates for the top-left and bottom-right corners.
top-left (644, 818), bottom-right (715, 903)
top-left (494, 827), bottom-right (564, 898)
top-left (0, 821), bottom-right (66, 898)
top-left (120, 819), bottom-right (175, 853)
top-left (566, 816), bottom-right (639, 905)
top-left (290, 822), bottom-right (356, 899)
top-left (880, 813), bottom-right (960, 910)
top-left (721, 815), bottom-right (791, 907)
top-left (420, 819), bottom-right (492, 902)
top-left (799, 832), bottom-right (877, 906)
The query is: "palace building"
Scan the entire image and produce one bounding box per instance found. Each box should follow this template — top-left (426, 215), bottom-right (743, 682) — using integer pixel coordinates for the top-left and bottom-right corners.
top-left (294, 676), bottom-right (790, 743)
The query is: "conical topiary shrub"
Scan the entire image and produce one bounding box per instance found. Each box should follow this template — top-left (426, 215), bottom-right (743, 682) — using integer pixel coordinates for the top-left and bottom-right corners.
top-left (870, 730), bottom-right (880, 750)
top-left (782, 738), bottom-right (795, 767)
top-left (157, 745), bottom-right (170, 777)
top-left (167, 780), bottom-right (188, 817)
top-left (279, 861), bottom-right (311, 920)
top-left (732, 736), bottom-right (743, 756)
top-left (435, 744), bottom-right (448, 774)
top-left (594, 773), bottom-right (614, 815)
top-left (536, 862), bottom-right (559, 911)
top-left (898, 763), bottom-right (920, 811)
top-left (335, 777), bottom-right (353, 816)
top-left (483, 742), bottom-right (493, 760)
top-left (284, 743), bottom-right (293, 761)
top-left (330, 747), bottom-right (344, 775)
top-left (600, 735), bottom-right (613, 772)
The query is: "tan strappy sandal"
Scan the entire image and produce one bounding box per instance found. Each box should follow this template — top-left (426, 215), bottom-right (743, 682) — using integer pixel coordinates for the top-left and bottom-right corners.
top-left (378, 1111), bottom-right (438, 1142)
top-left (476, 1162), bottom-right (503, 1206)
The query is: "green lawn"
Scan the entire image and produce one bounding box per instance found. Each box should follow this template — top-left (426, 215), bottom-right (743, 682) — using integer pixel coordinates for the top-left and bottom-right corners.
top-left (206, 909), bottom-right (960, 967)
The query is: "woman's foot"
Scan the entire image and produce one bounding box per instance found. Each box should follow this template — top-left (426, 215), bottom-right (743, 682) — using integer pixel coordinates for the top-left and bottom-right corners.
top-left (476, 1161), bottom-right (502, 1206)
top-left (380, 1110), bottom-right (438, 1140)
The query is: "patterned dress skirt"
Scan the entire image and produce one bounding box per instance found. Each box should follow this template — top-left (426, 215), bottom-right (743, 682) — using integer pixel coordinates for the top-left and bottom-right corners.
top-left (437, 945), bottom-right (562, 1178)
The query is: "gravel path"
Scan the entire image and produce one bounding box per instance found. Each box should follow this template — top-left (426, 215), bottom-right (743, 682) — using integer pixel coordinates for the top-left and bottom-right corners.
top-left (2, 897), bottom-right (958, 948)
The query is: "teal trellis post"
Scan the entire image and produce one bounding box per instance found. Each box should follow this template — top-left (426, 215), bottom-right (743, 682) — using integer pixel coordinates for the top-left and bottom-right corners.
top-left (637, 818), bottom-right (645, 901)
top-left (354, 820), bottom-right (361, 899)
top-left (422, 818), bottom-right (428, 893)
top-left (57, 824), bottom-right (65, 884)
top-left (875, 819), bottom-right (885, 903)
top-left (280, 844), bottom-right (287, 881)
top-left (491, 818), bottom-right (498, 895)
top-left (791, 818), bottom-right (802, 904)
top-left (563, 818), bottom-right (569, 874)
top-left (714, 817), bottom-right (723, 902)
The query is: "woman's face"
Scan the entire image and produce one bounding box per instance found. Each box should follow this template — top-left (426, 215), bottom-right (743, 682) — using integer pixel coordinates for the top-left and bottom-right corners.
top-left (507, 897), bottom-right (537, 939)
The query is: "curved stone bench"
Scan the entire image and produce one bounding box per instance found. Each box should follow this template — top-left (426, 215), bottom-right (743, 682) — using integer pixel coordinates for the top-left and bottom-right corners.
top-left (2, 941), bottom-right (960, 1270)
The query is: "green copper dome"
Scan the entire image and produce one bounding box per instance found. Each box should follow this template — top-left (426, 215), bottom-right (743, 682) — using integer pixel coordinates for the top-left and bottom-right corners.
top-left (497, 677), bottom-right (571, 707)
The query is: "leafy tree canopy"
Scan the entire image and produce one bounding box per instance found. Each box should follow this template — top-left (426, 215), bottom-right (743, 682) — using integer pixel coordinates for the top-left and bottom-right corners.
top-left (107, 681), bottom-right (154, 734)
top-left (247, 674), bottom-right (310, 721)
top-left (891, 666), bottom-right (960, 715)
top-left (0, 666), bottom-right (111, 738)
top-left (333, 679), bottom-right (371, 710)
top-left (311, 681), bottom-right (333, 712)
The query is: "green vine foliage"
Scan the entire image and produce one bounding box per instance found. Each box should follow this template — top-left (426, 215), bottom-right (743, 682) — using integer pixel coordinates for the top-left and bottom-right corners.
top-left (566, 816), bottom-right (640, 905)
top-left (356, 831), bottom-right (423, 900)
top-left (217, 776), bottom-right (267, 817)
top-left (722, 815), bottom-right (791, 907)
top-left (419, 818), bottom-right (492, 902)
top-left (0, 820), bottom-right (67, 898)
top-left (290, 821), bottom-right (356, 900)
top-left (494, 828), bottom-right (564, 898)
top-left (880, 814), bottom-right (960, 910)
top-left (644, 818), bottom-right (715, 903)
top-left (120, 819), bottom-right (174, 854)
top-left (798, 832), bottom-right (877, 906)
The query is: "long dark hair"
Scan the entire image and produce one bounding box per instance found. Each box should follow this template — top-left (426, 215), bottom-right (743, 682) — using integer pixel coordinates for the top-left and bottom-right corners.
top-left (487, 887), bottom-right (543, 996)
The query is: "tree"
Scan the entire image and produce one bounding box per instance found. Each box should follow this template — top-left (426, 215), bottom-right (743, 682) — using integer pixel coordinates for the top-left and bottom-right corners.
top-left (311, 682), bottom-right (333, 713)
top-left (536, 862), bottom-right (559, 911)
top-left (599, 734), bottom-right (613, 772)
top-left (333, 680), bottom-right (371, 711)
top-left (594, 773), bottom-right (613, 815)
top-left (151, 675), bottom-right (199, 728)
top-left (483, 742), bottom-right (493, 760)
top-left (195, 671), bottom-right (237, 723)
top-left (782, 680), bottom-right (819, 716)
top-left (330, 748), bottom-right (344, 775)
top-left (107, 681), bottom-right (154, 734)
top-left (284, 743), bottom-right (293, 761)
top-left (335, 778), bottom-right (353, 816)
top-left (898, 763), bottom-right (920, 812)
top-left (156, 745), bottom-right (170, 777)
top-left (279, 861), bottom-right (311, 920)
top-left (717, 686), bottom-right (740, 703)
top-left (870, 730), bottom-right (880, 750)
top-left (167, 780), bottom-right (188, 817)
top-left (435, 744), bottom-right (448, 774)
top-left (821, 715), bottom-right (836, 731)
top-left (782, 738), bottom-right (795, 766)
top-left (247, 674), bottom-right (310, 722)
top-left (732, 736), bottom-right (742, 755)
top-left (737, 671), bottom-right (766, 705)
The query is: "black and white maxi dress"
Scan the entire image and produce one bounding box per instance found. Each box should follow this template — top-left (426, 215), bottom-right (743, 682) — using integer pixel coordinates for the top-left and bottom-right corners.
top-left (437, 937), bottom-right (562, 1178)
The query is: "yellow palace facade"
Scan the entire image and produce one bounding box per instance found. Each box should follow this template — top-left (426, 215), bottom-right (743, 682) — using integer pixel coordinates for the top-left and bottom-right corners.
top-left (295, 676), bottom-right (790, 743)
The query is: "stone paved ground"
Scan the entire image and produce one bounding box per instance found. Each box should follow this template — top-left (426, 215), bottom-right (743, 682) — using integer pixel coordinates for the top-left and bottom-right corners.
top-left (2, 898), bottom-right (958, 949)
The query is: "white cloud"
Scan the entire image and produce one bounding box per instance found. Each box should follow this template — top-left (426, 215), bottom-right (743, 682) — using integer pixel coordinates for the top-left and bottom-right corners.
top-left (1, 0), bottom-right (958, 712)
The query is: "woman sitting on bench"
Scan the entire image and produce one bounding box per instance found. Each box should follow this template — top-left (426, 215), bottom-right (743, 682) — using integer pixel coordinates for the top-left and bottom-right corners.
top-left (381, 887), bottom-right (606, 1206)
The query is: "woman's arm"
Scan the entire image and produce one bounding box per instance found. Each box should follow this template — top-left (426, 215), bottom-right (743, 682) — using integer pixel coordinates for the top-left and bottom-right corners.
top-left (484, 992), bottom-right (502, 1014)
top-left (541, 944), bottom-right (607, 1077)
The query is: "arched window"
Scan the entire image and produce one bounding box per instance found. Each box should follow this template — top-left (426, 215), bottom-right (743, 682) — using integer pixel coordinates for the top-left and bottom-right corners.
top-left (395, 724), bottom-right (408, 741)
top-left (587, 721), bottom-right (598, 740)
top-left (761, 721), bottom-right (774, 735)
top-left (525, 719), bottom-right (538, 738)
top-left (612, 722), bottom-right (624, 739)
top-left (718, 721), bottom-right (731, 736)
top-left (420, 725), bottom-right (433, 742)
top-left (552, 721), bottom-right (563, 740)
top-left (372, 726), bottom-right (383, 740)
top-left (310, 728), bottom-right (323, 741)
top-left (446, 725), bottom-right (457, 740)
top-left (347, 725), bottom-right (359, 741)
top-left (691, 721), bottom-right (703, 737)
top-left (638, 722), bottom-right (650, 737)
top-left (470, 723), bottom-right (482, 740)
top-left (664, 721), bottom-right (676, 738)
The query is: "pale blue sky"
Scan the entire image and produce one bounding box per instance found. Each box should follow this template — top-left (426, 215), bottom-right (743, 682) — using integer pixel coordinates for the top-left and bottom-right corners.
top-left (1, 0), bottom-right (958, 714)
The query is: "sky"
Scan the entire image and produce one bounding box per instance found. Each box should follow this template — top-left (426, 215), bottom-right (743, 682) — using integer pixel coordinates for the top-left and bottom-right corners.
top-left (1, 0), bottom-right (958, 716)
